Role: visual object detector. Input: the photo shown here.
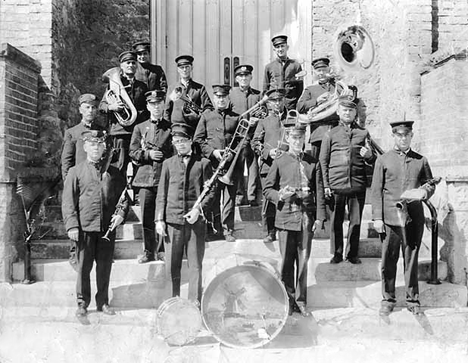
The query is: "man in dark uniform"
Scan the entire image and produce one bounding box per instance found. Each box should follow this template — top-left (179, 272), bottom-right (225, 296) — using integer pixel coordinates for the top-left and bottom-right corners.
top-left (129, 90), bottom-right (173, 264)
top-left (319, 97), bottom-right (376, 265)
top-left (155, 123), bottom-right (215, 304)
top-left (252, 88), bottom-right (289, 243)
top-left (371, 121), bottom-right (435, 316)
top-left (263, 35), bottom-right (304, 111)
top-left (263, 123), bottom-right (325, 316)
top-left (62, 130), bottom-right (129, 318)
top-left (132, 41), bottom-right (168, 93)
top-left (193, 84), bottom-right (240, 242)
top-left (229, 64), bottom-right (263, 206)
top-left (99, 50), bottom-right (149, 177)
top-left (165, 55), bottom-right (213, 129)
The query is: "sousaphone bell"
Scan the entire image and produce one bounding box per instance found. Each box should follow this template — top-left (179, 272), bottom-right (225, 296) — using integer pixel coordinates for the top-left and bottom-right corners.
top-left (334, 24), bottom-right (375, 71)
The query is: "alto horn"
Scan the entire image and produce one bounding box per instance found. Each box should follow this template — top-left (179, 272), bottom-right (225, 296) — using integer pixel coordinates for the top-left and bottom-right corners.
top-left (334, 24), bottom-right (375, 71)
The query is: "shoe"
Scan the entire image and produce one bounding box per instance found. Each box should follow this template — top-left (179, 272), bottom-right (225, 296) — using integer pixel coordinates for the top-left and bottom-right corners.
top-left (263, 233), bottom-right (276, 243)
top-left (156, 252), bottom-right (165, 262)
top-left (347, 256), bottom-right (362, 264)
top-left (205, 232), bottom-right (223, 242)
top-left (407, 305), bottom-right (421, 315)
top-left (248, 200), bottom-right (259, 207)
top-left (330, 254), bottom-right (343, 264)
top-left (293, 304), bottom-right (311, 317)
top-left (379, 304), bottom-right (394, 316)
top-left (225, 234), bottom-right (236, 242)
top-left (138, 253), bottom-right (155, 264)
top-left (75, 306), bottom-right (87, 317)
top-left (235, 196), bottom-right (247, 206)
top-left (98, 304), bottom-right (116, 315)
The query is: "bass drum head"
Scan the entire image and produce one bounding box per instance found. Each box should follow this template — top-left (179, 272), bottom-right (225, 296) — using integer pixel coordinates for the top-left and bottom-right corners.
top-left (156, 297), bottom-right (202, 346)
top-left (201, 263), bottom-right (289, 349)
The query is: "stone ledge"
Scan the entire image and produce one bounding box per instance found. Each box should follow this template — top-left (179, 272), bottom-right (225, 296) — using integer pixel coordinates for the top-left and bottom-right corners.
top-left (0, 43), bottom-right (41, 73)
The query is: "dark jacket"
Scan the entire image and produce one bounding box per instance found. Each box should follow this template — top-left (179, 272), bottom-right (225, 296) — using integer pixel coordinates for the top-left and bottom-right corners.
top-left (129, 118), bottom-right (173, 187)
top-left (263, 151), bottom-right (326, 231)
top-left (62, 161), bottom-right (129, 233)
top-left (99, 75), bottom-right (149, 136)
top-left (135, 63), bottom-right (167, 93)
top-left (230, 86), bottom-right (262, 141)
top-left (371, 149), bottom-right (435, 226)
top-left (164, 79), bottom-right (213, 129)
top-left (319, 122), bottom-right (376, 193)
top-left (252, 111), bottom-right (288, 176)
top-left (263, 58), bottom-right (304, 110)
top-left (193, 107), bottom-right (240, 167)
top-left (155, 153), bottom-right (215, 225)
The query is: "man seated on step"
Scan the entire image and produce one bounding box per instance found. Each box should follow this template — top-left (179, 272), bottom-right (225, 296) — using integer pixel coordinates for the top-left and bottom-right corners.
top-left (62, 129), bottom-right (129, 318)
top-left (155, 123), bottom-right (215, 304)
top-left (319, 96), bottom-right (376, 265)
top-left (129, 90), bottom-right (173, 264)
top-left (371, 120), bottom-right (435, 316)
top-left (263, 123), bottom-right (325, 317)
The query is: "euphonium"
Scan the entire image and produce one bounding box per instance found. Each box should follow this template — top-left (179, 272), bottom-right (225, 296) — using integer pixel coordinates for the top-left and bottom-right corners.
top-left (102, 67), bottom-right (138, 127)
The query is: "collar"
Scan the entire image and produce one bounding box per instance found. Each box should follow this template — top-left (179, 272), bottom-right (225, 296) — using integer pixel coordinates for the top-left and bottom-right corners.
top-left (180, 78), bottom-right (191, 88)
top-left (339, 120), bottom-right (357, 129)
top-left (394, 146), bottom-right (411, 155)
top-left (239, 86), bottom-right (251, 94)
top-left (82, 121), bottom-right (93, 128)
top-left (179, 151), bottom-right (192, 158)
top-left (151, 118), bottom-right (162, 124)
top-left (288, 150), bottom-right (303, 160)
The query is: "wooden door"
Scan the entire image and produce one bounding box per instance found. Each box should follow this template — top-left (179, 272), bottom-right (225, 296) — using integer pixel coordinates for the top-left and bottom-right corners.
top-left (151, 0), bottom-right (312, 96)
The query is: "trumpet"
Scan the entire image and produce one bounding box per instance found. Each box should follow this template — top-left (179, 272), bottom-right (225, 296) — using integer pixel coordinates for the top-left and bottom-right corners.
top-left (173, 87), bottom-right (204, 114)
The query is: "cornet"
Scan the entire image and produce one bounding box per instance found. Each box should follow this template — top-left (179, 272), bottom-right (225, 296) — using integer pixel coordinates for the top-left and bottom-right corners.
top-left (171, 86), bottom-right (204, 114)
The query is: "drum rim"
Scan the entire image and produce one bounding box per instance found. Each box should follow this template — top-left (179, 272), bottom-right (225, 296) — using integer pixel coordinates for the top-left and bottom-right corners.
top-left (201, 264), bottom-right (289, 349)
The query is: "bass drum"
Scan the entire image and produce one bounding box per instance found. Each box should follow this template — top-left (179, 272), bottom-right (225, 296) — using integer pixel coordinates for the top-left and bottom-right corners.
top-left (156, 296), bottom-right (202, 346)
top-left (201, 256), bottom-right (289, 349)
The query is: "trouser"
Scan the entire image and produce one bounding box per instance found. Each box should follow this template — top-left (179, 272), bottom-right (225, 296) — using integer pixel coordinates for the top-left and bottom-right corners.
top-left (211, 179), bottom-right (237, 235)
top-left (76, 231), bottom-right (115, 308)
top-left (260, 173), bottom-right (276, 234)
top-left (138, 187), bottom-right (163, 255)
top-left (277, 226), bottom-right (313, 307)
top-left (329, 190), bottom-right (366, 259)
top-left (381, 223), bottom-right (423, 307)
top-left (235, 144), bottom-right (259, 202)
top-left (111, 134), bottom-right (132, 176)
top-left (165, 220), bottom-right (206, 303)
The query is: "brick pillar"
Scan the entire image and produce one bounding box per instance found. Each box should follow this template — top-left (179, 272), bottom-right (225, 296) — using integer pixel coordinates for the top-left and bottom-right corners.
top-left (420, 53), bottom-right (468, 284)
top-left (0, 44), bottom-right (41, 282)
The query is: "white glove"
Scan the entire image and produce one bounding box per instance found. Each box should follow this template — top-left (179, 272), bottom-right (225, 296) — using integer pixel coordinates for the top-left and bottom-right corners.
top-left (155, 221), bottom-right (167, 236)
top-left (183, 208), bottom-right (201, 224)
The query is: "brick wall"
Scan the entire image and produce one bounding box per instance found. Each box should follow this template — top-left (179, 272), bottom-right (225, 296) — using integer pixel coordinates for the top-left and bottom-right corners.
top-left (0, 44), bottom-right (42, 282)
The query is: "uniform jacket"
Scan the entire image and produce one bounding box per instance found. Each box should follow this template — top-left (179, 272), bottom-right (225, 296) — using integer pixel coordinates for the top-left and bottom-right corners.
top-left (229, 86), bottom-right (262, 141)
top-left (296, 81), bottom-right (340, 144)
top-left (193, 107), bottom-right (240, 168)
top-left (129, 118), bottom-right (173, 187)
top-left (252, 111), bottom-right (288, 176)
top-left (135, 63), bottom-right (167, 93)
top-left (263, 151), bottom-right (326, 231)
top-left (263, 58), bottom-right (304, 110)
top-left (371, 148), bottom-right (435, 226)
top-left (319, 122), bottom-right (376, 193)
top-left (61, 122), bottom-right (106, 181)
top-left (155, 153), bottom-right (215, 225)
top-left (62, 161), bottom-right (129, 233)
top-left (164, 79), bottom-right (213, 129)
top-left (99, 75), bottom-right (149, 136)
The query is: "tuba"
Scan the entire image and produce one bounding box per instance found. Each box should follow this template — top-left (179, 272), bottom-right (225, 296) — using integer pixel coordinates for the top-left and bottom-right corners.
top-left (102, 67), bottom-right (138, 127)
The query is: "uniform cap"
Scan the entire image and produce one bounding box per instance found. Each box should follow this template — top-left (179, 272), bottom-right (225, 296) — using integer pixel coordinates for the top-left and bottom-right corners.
top-left (311, 57), bottom-right (330, 69)
top-left (82, 129), bottom-right (108, 143)
top-left (390, 121), bottom-right (414, 132)
top-left (271, 35), bottom-right (288, 47)
top-left (79, 93), bottom-right (98, 105)
top-left (266, 88), bottom-right (286, 100)
top-left (145, 90), bottom-right (166, 103)
top-left (338, 96), bottom-right (357, 109)
top-left (119, 51), bottom-right (137, 63)
top-left (132, 41), bottom-right (150, 53)
top-left (234, 64), bottom-right (253, 76)
top-left (287, 123), bottom-right (307, 136)
top-left (212, 84), bottom-right (231, 96)
top-left (175, 55), bottom-right (194, 66)
top-left (171, 123), bottom-right (194, 139)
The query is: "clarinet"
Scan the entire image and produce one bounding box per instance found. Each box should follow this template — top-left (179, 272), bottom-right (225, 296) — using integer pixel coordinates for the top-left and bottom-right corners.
top-left (102, 187), bottom-right (127, 241)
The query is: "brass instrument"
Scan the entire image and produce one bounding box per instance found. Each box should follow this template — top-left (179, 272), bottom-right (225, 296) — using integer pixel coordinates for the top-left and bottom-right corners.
top-left (239, 94), bottom-right (269, 120)
top-left (334, 25), bottom-right (375, 71)
top-left (102, 67), bottom-right (138, 127)
top-left (173, 86), bottom-right (204, 114)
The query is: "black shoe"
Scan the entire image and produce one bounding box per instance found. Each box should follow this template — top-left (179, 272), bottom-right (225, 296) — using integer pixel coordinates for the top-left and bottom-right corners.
top-left (330, 254), bottom-right (343, 264)
top-left (248, 200), bottom-right (259, 207)
top-left (98, 304), bottom-right (116, 315)
top-left (379, 304), bottom-right (394, 316)
top-left (225, 234), bottom-right (236, 242)
top-left (75, 306), bottom-right (87, 317)
top-left (205, 232), bottom-right (223, 242)
top-left (407, 305), bottom-right (421, 315)
top-left (347, 256), bottom-right (362, 264)
top-left (138, 253), bottom-right (155, 264)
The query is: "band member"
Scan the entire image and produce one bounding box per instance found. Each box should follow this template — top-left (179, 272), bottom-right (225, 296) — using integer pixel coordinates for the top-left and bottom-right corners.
top-left (129, 90), bottom-right (173, 264)
top-left (61, 93), bottom-right (107, 270)
top-left (155, 123), bottom-right (215, 303)
top-left (193, 84), bottom-right (240, 242)
top-left (229, 64), bottom-right (262, 206)
top-left (99, 50), bottom-right (149, 176)
top-left (319, 97), bottom-right (376, 264)
top-left (371, 121), bottom-right (435, 316)
top-left (263, 123), bottom-right (325, 316)
top-left (132, 41), bottom-right (168, 93)
top-left (165, 55), bottom-right (213, 129)
top-left (252, 88), bottom-right (289, 243)
top-left (348, 85), bottom-right (367, 127)
top-left (62, 130), bottom-right (129, 318)
top-left (263, 35), bottom-right (304, 111)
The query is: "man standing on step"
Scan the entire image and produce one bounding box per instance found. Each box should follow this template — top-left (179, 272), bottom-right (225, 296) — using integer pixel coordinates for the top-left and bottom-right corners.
top-left (319, 96), bottom-right (376, 265)
top-left (371, 120), bottom-right (435, 316)
top-left (155, 123), bottom-right (215, 304)
top-left (62, 130), bottom-right (129, 318)
top-left (129, 90), bottom-right (173, 264)
top-left (132, 41), bottom-right (167, 93)
top-left (263, 123), bottom-right (325, 316)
